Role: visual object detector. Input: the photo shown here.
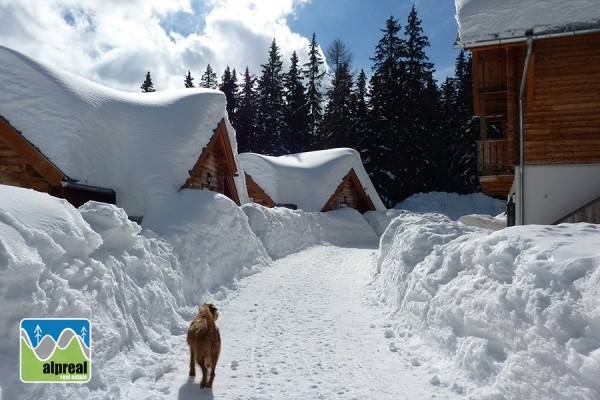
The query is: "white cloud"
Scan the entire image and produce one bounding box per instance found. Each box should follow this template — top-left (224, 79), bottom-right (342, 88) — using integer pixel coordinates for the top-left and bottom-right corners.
top-left (0, 0), bottom-right (317, 91)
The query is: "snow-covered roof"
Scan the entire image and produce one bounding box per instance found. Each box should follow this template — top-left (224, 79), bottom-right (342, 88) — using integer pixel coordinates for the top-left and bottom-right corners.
top-left (239, 148), bottom-right (386, 212)
top-left (455, 0), bottom-right (600, 47)
top-left (0, 45), bottom-right (248, 216)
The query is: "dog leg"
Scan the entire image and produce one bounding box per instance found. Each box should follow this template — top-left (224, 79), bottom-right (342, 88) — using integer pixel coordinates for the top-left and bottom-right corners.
top-left (189, 348), bottom-right (196, 376)
top-left (199, 359), bottom-right (208, 388)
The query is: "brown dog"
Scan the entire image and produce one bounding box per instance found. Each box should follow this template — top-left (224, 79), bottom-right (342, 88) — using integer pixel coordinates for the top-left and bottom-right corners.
top-left (187, 303), bottom-right (221, 389)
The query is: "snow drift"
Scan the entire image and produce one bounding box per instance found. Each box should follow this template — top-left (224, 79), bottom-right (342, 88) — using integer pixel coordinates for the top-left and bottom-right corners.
top-left (0, 184), bottom-right (266, 399)
top-left (242, 203), bottom-right (379, 259)
top-left (375, 211), bottom-right (600, 399)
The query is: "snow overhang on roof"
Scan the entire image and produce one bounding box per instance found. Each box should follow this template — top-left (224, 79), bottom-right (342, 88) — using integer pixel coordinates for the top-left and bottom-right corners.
top-left (239, 148), bottom-right (386, 212)
top-left (454, 0), bottom-right (600, 48)
top-left (0, 45), bottom-right (248, 216)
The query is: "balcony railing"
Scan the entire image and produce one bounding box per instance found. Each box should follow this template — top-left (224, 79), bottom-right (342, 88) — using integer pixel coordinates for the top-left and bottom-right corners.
top-left (477, 139), bottom-right (511, 174)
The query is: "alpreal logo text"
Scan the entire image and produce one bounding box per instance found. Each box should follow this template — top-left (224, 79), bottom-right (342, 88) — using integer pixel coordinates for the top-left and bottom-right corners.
top-left (20, 318), bottom-right (91, 383)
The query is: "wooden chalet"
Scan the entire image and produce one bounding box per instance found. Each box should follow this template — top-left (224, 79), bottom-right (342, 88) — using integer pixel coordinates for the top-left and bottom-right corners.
top-left (0, 116), bottom-right (243, 209)
top-left (181, 119), bottom-right (242, 206)
top-left (0, 116), bottom-right (115, 207)
top-left (238, 149), bottom-right (386, 213)
top-left (456, 2), bottom-right (600, 225)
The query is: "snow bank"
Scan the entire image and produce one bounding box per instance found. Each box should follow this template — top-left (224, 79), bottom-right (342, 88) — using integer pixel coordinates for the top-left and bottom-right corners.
top-left (243, 204), bottom-right (379, 259)
top-left (395, 191), bottom-right (504, 220)
top-left (364, 192), bottom-right (505, 236)
top-left (0, 185), bottom-right (186, 399)
top-left (375, 211), bottom-right (600, 398)
top-left (0, 185), bottom-right (270, 399)
top-left (141, 190), bottom-right (271, 302)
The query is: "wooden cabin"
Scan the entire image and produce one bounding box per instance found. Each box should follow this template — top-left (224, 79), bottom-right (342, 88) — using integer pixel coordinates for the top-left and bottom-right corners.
top-left (456, 2), bottom-right (600, 225)
top-left (1, 116), bottom-right (242, 209)
top-left (238, 149), bottom-right (386, 213)
top-left (181, 119), bottom-right (242, 206)
top-left (0, 116), bottom-right (116, 207)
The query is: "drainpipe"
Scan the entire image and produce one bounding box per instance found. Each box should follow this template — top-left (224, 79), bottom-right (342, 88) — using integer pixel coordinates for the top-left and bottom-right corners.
top-left (518, 33), bottom-right (534, 225)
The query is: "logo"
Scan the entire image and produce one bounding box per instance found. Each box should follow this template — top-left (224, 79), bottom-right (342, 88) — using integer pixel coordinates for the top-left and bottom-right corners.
top-left (20, 318), bottom-right (91, 383)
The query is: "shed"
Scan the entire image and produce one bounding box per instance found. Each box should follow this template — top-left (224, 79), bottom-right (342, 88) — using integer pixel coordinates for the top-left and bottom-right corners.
top-left (455, 0), bottom-right (600, 224)
top-left (0, 45), bottom-right (248, 217)
top-left (238, 148), bottom-right (386, 213)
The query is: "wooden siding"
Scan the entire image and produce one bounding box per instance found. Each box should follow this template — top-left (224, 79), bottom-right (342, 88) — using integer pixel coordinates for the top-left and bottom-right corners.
top-left (554, 195), bottom-right (600, 224)
top-left (522, 33), bottom-right (600, 164)
top-left (471, 32), bottom-right (600, 199)
top-left (245, 173), bottom-right (276, 208)
top-left (0, 117), bottom-right (64, 190)
top-left (181, 119), bottom-right (241, 205)
top-left (478, 174), bottom-right (514, 198)
top-left (322, 169), bottom-right (376, 213)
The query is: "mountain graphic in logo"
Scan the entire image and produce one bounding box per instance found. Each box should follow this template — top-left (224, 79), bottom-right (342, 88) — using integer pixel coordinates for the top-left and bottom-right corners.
top-left (20, 318), bottom-right (91, 383)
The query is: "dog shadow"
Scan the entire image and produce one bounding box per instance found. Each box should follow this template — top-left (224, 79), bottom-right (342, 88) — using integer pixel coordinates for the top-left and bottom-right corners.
top-left (178, 376), bottom-right (215, 400)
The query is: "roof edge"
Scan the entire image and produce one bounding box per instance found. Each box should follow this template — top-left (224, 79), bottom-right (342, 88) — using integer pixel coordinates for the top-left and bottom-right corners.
top-left (454, 26), bottom-right (600, 49)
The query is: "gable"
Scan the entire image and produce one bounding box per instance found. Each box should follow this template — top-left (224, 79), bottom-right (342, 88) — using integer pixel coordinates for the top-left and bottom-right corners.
top-left (0, 116), bottom-right (64, 190)
top-left (181, 118), bottom-right (241, 205)
top-left (322, 168), bottom-right (376, 213)
top-left (245, 173), bottom-right (276, 208)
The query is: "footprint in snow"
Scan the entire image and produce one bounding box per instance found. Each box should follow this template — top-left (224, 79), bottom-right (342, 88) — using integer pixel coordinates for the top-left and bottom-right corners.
top-left (230, 360), bottom-right (239, 370)
top-left (389, 342), bottom-right (398, 352)
top-left (384, 328), bottom-right (395, 338)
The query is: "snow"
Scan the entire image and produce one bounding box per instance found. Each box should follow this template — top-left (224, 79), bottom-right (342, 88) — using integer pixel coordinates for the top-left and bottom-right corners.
top-left (455, 0), bottom-right (600, 46)
top-left (0, 45), bottom-right (248, 217)
top-left (3, 184), bottom-right (600, 399)
top-left (239, 148), bottom-right (386, 212)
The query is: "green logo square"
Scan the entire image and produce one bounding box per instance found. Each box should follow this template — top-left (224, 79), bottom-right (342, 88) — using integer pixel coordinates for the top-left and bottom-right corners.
top-left (20, 318), bottom-right (91, 383)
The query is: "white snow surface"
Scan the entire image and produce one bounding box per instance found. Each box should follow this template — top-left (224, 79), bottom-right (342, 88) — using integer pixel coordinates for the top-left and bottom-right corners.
top-left (2, 186), bottom-right (600, 399)
top-left (0, 45), bottom-right (248, 217)
top-left (239, 148), bottom-right (386, 212)
top-left (455, 0), bottom-right (600, 45)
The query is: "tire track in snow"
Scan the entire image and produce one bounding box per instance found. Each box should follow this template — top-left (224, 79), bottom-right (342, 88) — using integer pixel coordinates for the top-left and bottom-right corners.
top-left (184, 244), bottom-right (463, 399)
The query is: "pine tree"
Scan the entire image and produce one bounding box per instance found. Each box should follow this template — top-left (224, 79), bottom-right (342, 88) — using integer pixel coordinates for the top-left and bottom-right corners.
top-left (350, 69), bottom-right (370, 155)
top-left (440, 50), bottom-right (478, 193)
top-left (366, 15), bottom-right (407, 206)
top-left (184, 70), bottom-right (195, 88)
top-left (200, 64), bottom-right (218, 89)
top-left (219, 66), bottom-right (238, 122)
top-left (255, 39), bottom-right (285, 155)
top-left (303, 33), bottom-right (325, 150)
top-left (234, 67), bottom-right (257, 153)
top-left (140, 71), bottom-right (156, 92)
top-left (282, 51), bottom-right (309, 153)
top-left (403, 5), bottom-right (441, 194)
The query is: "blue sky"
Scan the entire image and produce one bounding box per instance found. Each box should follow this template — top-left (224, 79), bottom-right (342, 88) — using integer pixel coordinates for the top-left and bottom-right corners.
top-left (0, 0), bottom-right (460, 91)
top-left (288, 0), bottom-right (460, 82)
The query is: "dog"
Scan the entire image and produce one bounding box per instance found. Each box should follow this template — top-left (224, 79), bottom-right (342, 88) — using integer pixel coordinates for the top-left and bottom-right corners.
top-left (187, 303), bottom-right (221, 389)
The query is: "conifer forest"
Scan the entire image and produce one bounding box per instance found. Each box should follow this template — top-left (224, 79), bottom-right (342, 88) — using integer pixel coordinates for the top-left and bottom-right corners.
top-left (143, 7), bottom-right (479, 207)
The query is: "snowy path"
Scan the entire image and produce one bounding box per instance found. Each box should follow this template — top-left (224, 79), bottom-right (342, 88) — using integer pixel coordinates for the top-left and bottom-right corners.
top-left (175, 244), bottom-right (462, 400)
